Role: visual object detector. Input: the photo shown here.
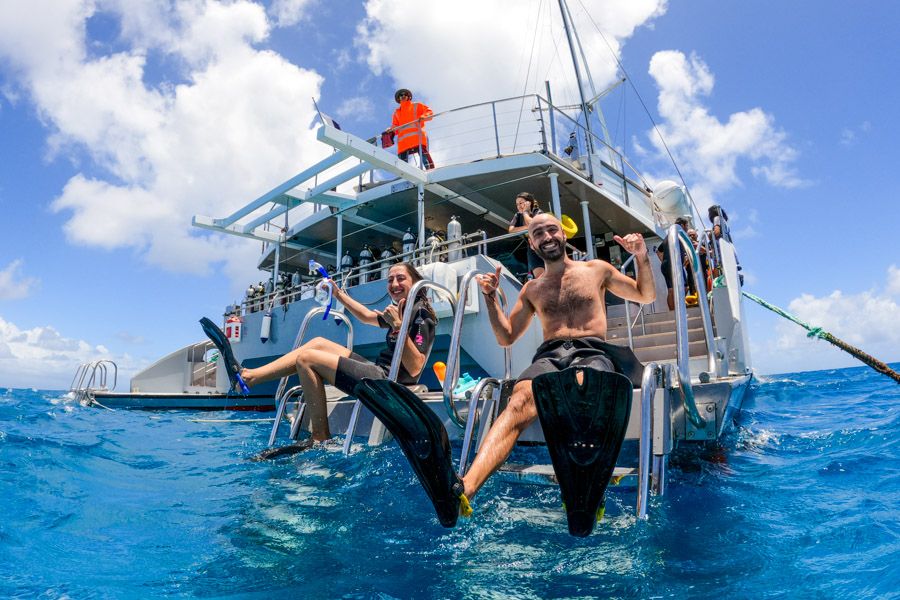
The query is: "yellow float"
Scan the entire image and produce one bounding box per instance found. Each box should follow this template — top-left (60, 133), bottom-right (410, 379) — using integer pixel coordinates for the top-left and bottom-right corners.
top-left (560, 214), bottom-right (578, 237)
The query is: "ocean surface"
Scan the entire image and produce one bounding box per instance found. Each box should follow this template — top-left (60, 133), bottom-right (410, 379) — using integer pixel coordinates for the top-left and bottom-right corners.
top-left (2, 364), bottom-right (899, 599)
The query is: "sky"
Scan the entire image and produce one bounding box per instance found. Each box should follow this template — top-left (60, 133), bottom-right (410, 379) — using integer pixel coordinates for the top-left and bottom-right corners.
top-left (1, 0), bottom-right (899, 390)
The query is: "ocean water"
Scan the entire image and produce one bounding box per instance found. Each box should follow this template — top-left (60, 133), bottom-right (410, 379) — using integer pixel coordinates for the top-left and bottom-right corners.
top-left (2, 364), bottom-right (899, 599)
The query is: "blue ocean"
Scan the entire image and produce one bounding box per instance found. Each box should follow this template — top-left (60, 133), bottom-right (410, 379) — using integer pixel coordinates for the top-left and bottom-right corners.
top-left (2, 364), bottom-right (899, 598)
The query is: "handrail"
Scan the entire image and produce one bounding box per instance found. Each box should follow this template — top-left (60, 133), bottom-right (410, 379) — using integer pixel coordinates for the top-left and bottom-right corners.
top-left (388, 280), bottom-right (458, 379)
top-left (458, 376), bottom-right (501, 476)
top-left (675, 227), bottom-right (717, 375)
top-left (83, 360), bottom-right (117, 392)
top-left (636, 363), bottom-right (661, 519)
top-left (666, 225), bottom-right (712, 429)
top-left (69, 363), bottom-right (89, 392)
top-left (343, 279), bottom-right (458, 456)
top-left (443, 269), bottom-right (512, 426)
top-left (69, 360), bottom-right (119, 405)
top-left (619, 254), bottom-right (647, 350)
top-left (274, 306), bottom-right (354, 403)
top-left (268, 305), bottom-right (353, 447)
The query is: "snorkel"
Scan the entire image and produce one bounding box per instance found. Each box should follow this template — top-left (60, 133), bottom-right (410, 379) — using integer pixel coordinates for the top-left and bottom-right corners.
top-left (309, 260), bottom-right (333, 320)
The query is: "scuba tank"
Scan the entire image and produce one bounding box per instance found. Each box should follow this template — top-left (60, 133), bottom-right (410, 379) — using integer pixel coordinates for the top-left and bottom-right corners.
top-left (380, 246), bottom-right (395, 280)
top-left (291, 271), bottom-right (301, 288)
top-left (425, 229), bottom-right (441, 263)
top-left (340, 250), bottom-right (355, 286)
top-left (359, 245), bottom-right (374, 283)
top-left (402, 228), bottom-right (416, 257)
top-left (447, 215), bottom-right (462, 262)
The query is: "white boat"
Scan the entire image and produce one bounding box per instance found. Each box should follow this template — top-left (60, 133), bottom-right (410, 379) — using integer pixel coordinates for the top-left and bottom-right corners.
top-left (73, 1), bottom-right (753, 514)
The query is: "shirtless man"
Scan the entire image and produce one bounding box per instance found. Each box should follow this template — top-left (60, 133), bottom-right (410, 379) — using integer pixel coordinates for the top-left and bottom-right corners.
top-left (464, 213), bottom-right (656, 498)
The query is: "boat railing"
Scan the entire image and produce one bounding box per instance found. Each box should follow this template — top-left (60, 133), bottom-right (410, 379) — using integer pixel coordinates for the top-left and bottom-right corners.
top-left (353, 93), bottom-right (653, 219)
top-left (666, 225), bottom-right (717, 429)
top-left (268, 306), bottom-right (354, 447)
top-left (69, 360), bottom-right (118, 404)
top-left (189, 341), bottom-right (216, 387)
top-left (619, 254), bottom-right (648, 351)
top-left (444, 269), bottom-right (513, 429)
top-left (343, 279), bottom-right (458, 455)
top-left (240, 216), bottom-right (595, 317)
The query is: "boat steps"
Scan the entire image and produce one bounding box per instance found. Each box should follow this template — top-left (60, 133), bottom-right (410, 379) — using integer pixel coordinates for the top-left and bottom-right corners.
top-left (498, 463), bottom-right (637, 486)
top-left (608, 327), bottom-right (706, 349)
top-left (629, 340), bottom-right (709, 363)
top-left (607, 315), bottom-right (703, 337)
top-left (606, 305), bottom-right (702, 327)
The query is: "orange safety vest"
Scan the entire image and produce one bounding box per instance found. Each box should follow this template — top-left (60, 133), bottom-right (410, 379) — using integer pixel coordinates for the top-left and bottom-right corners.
top-left (392, 100), bottom-right (433, 153)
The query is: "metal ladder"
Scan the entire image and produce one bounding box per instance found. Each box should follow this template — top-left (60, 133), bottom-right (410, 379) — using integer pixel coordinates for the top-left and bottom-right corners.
top-left (267, 306), bottom-right (354, 448)
top-left (342, 278), bottom-right (459, 454)
top-left (69, 360), bottom-right (118, 405)
top-left (490, 362), bottom-right (673, 520)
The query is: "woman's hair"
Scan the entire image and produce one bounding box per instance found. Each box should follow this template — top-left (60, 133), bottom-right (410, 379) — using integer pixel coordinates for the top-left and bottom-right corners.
top-left (515, 192), bottom-right (540, 213)
top-left (389, 262), bottom-right (437, 321)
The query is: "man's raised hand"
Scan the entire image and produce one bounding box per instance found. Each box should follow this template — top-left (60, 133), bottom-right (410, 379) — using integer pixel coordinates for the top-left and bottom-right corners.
top-left (613, 233), bottom-right (648, 257)
top-left (476, 266), bottom-right (502, 296)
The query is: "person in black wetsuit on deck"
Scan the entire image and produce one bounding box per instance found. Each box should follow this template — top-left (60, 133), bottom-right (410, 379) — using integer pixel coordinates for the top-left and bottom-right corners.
top-left (507, 192), bottom-right (545, 279)
top-left (240, 262), bottom-right (436, 443)
top-left (466, 214), bottom-right (656, 499)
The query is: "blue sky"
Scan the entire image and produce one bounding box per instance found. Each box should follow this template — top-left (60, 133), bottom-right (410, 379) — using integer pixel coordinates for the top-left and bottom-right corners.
top-left (1, 0), bottom-right (898, 390)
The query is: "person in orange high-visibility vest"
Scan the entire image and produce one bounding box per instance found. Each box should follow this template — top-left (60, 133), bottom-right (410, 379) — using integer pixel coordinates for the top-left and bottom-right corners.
top-left (391, 88), bottom-right (435, 169)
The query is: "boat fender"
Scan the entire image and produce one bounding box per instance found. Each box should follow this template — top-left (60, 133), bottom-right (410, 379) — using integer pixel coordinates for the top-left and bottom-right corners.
top-left (260, 311), bottom-right (272, 344)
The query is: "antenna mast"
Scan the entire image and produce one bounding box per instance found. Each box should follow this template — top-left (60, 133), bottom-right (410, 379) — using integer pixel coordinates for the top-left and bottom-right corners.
top-left (557, 0), bottom-right (595, 159)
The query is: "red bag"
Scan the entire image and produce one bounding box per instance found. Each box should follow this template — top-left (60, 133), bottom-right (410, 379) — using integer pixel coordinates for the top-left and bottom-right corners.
top-left (381, 130), bottom-right (395, 148)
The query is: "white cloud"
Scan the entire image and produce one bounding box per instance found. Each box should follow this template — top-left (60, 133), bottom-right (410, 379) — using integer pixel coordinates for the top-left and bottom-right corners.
top-left (335, 96), bottom-right (374, 122)
top-left (269, 0), bottom-right (316, 27)
top-left (840, 120), bottom-right (872, 147)
top-left (354, 1), bottom-right (667, 169)
top-left (0, 0), bottom-right (328, 281)
top-left (0, 260), bottom-right (39, 300)
top-left (759, 266), bottom-right (900, 374)
top-left (645, 50), bottom-right (807, 212)
top-left (0, 315), bottom-right (141, 390)
top-left (356, 0), bottom-right (666, 112)
top-left (887, 264), bottom-right (900, 296)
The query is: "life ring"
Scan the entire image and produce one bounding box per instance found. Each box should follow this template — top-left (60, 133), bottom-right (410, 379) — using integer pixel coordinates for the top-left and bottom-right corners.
top-left (560, 214), bottom-right (578, 237)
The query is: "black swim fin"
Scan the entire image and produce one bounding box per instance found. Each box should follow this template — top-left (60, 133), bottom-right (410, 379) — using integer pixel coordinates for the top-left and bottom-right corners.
top-left (352, 378), bottom-right (470, 528)
top-left (199, 317), bottom-right (250, 395)
top-left (531, 367), bottom-right (633, 537)
top-left (251, 439), bottom-right (314, 461)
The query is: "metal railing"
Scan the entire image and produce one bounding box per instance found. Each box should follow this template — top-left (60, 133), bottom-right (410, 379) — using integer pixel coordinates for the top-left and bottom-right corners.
top-left (241, 228), bottom-right (523, 317)
top-left (342, 279), bottom-right (458, 455)
top-left (268, 306), bottom-right (354, 447)
top-left (636, 363), bottom-right (662, 519)
top-left (69, 360), bottom-right (118, 404)
top-left (666, 225), bottom-right (717, 429)
top-left (443, 268), bottom-right (512, 427)
top-left (619, 254), bottom-right (648, 351)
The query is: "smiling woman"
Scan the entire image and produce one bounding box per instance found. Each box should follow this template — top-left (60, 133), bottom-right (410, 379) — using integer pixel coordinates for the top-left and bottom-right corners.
top-left (237, 262), bottom-right (437, 443)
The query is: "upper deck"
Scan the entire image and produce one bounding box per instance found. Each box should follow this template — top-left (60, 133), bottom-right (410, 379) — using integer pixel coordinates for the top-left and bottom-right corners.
top-left (192, 94), bottom-right (664, 275)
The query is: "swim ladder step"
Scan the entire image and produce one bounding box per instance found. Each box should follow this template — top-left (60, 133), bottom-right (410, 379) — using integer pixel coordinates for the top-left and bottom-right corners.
top-left (497, 463), bottom-right (636, 486)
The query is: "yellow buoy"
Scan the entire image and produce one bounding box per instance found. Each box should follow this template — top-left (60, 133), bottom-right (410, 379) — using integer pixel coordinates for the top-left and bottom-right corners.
top-left (560, 214), bottom-right (578, 237)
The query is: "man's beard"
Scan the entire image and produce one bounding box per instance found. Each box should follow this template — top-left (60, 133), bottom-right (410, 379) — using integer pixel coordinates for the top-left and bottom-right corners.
top-left (533, 238), bottom-right (565, 262)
